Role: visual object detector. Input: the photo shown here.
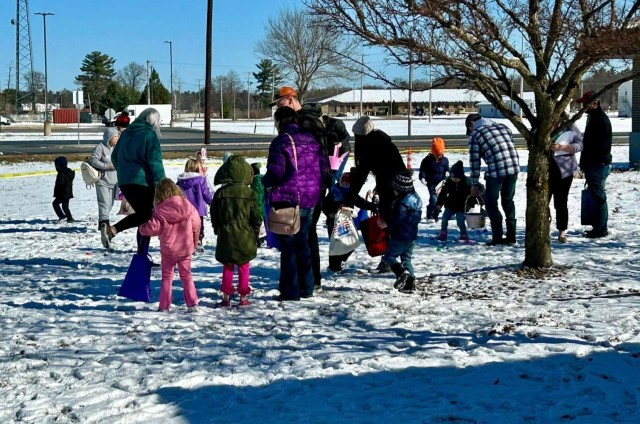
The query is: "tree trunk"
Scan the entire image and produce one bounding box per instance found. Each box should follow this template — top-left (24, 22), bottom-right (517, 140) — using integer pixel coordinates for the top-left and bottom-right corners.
top-left (524, 130), bottom-right (553, 268)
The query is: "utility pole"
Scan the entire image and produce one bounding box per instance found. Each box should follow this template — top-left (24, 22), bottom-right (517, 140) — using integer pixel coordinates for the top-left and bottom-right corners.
top-left (428, 66), bottom-right (432, 123)
top-left (519, 35), bottom-right (524, 120)
top-left (408, 59), bottom-right (413, 136)
top-left (146, 60), bottom-right (151, 105)
top-left (247, 72), bottom-right (251, 120)
top-left (204, 0), bottom-right (213, 144)
top-left (232, 80), bottom-right (236, 121)
top-left (360, 54), bottom-right (364, 117)
top-left (35, 11), bottom-right (53, 135)
top-left (163, 40), bottom-right (174, 126)
top-left (196, 79), bottom-right (201, 119)
top-left (220, 79), bottom-right (224, 119)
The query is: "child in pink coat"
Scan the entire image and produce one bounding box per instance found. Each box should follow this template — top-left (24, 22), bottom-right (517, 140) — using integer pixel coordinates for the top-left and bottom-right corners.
top-left (140, 178), bottom-right (201, 312)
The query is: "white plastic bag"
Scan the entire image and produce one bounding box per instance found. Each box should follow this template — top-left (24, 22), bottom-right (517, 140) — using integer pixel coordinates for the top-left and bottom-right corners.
top-left (329, 209), bottom-right (361, 256)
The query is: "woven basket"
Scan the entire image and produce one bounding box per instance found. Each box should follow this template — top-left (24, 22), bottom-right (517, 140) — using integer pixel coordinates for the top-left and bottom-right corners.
top-left (464, 196), bottom-right (486, 229)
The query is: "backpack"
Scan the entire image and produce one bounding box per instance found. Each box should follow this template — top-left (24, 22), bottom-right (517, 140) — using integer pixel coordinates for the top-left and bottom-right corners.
top-left (81, 158), bottom-right (101, 188)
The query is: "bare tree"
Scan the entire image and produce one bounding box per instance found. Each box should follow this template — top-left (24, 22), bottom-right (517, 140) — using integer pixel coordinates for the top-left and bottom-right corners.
top-left (117, 62), bottom-right (146, 91)
top-left (256, 7), bottom-right (359, 100)
top-left (307, 0), bottom-right (640, 268)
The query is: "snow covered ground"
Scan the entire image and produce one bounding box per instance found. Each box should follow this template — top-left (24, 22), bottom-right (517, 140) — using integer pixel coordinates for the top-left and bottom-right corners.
top-left (1, 122), bottom-right (640, 423)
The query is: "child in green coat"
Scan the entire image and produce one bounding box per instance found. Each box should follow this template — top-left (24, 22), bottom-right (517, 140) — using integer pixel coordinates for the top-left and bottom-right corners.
top-left (210, 155), bottom-right (263, 307)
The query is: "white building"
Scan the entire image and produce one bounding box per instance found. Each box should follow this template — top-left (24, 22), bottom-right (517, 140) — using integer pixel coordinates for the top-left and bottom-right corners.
top-left (476, 92), bottom-right (536, 118)
top-left (618, 80), bottom-right (632, 118)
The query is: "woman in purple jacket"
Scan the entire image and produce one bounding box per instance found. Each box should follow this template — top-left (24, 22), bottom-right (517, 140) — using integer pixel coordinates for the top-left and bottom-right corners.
top-left (262, 106), bottom-right (330, 300)
top-left (176, 159), bottom-right (214, 252)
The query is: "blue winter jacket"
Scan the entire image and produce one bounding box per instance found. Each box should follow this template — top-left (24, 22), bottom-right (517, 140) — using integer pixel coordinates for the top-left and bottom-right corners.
top-left (418, 154), bottom-right (449, 186)
top-left (387, 191), bottom-right (422, 242)
top-left (262, 123), bottom-right (330, 209)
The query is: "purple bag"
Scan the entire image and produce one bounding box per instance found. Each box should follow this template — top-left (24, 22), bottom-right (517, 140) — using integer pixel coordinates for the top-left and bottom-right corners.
top-left (118, 246), bottom-right (152, 302)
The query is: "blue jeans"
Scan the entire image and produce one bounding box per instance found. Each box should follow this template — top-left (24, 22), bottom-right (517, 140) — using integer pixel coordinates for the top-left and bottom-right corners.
top-left (440, 208), bottom-right (467, 236)
top-left (383, 239), bottom-right (415, 276)
top-left (426, 185), bottom-right (440, 219)
top-left (277, 207), bottom-right (314, 300)
top-left (484, 174), bottom-right (518, 240)
top-left (583, 165), bottom-right (610, 231)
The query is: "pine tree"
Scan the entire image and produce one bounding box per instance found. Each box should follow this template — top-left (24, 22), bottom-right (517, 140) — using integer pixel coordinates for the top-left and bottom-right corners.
top-left (139, 68), bottom-right (171, 104)
top-left (253, 59), bottom-right (283, 107)
top-left (75, 51), bottom-right (116, 114)
top-left (103, 81), bottom-right (140, 113)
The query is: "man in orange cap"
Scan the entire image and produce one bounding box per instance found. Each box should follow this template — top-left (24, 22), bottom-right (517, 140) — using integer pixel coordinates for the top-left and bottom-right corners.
top-left (575, 90), bottom-right (612, 238)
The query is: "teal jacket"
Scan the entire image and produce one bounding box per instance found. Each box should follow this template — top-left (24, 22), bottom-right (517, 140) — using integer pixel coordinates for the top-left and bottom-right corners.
top-left (111, 119), bottom-right (166, 187)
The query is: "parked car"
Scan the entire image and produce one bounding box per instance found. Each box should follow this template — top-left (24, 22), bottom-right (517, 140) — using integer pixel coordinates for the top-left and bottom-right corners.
top-left (0, 115), bottom-right (11, 125)
top-left (434, 107), bottom-right (446, 115)
top-left (336, 112), bottom-right (348, 118)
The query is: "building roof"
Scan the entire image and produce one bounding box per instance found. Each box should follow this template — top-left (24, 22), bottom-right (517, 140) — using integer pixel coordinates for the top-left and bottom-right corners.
top-left (317, 89), bottom-right (535, 105)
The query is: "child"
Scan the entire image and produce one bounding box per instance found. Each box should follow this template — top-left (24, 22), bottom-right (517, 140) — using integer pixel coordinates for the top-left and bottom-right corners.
top-left (383, 170), bottom-right (423, 293)
top-left (140, 178), bottom-right (201, 312)
top-left (250, 162), bottom-right (265, 221)
top-left (322, 170), bottom-right (377, 272)
top-left (195, 148), bottom-right (208, 175)
top-left (419, 137), bottom-right (449, 221)
top-left (52, 156), bottom-right (75, 223)
top-left (176, 159), bottom-right (214, 252)
top-left (211, 155), bottom-right (262, 307)
top-left (436, 160), bottom-right (472, 241)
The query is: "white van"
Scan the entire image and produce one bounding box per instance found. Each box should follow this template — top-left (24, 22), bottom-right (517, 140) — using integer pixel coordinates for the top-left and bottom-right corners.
top-left (123, 104), bottom-right (172, 126)
top-left (0, 115), bottom-right (11, 125)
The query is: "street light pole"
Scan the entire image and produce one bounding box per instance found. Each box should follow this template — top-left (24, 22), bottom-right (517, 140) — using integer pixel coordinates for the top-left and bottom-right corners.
top-left (164, 40), bottom-right (174, 126)
top-left (35, 12), bottom-right (53, 135)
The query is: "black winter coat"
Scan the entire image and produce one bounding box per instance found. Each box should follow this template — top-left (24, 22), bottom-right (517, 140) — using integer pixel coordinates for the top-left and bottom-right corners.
top-left (436, 177), bottom-right (472, 213)
top-left (53, 167), bottom-right (75, 200)
top-left (579, 105), bottom-right (612, 169)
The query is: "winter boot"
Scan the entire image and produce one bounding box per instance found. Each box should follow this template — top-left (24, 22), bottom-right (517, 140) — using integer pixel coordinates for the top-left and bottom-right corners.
top-left (219, 293), bottom-right (231, 308)
top-left (394, 272), bottom-right (410, 289)
top-left (371, 260), bottom-right (391, 274)
top-left (437, 230), bottom-right (447, 241)
top-left (391, 263), bottom-right (405, 278)
top-left (101, 224), bottom-right (115, 249)
top-left (239, 295), bottom-right (252, 307)
top-left (399, 276), bottom-right (416, 293)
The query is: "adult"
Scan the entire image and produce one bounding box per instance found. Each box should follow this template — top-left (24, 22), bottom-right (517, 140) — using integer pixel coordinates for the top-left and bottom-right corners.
top-left (262, 106), bottom-right (329, 300)
top-left (270, 86), bottom-right (331, 291)
top-left (90, 127), bottom-right (119, 234)
top-left (549, 112), bottom-right (583, 243)
top-left (576, 91), bottom-right (612, 238)
top-left (465, 113), bottom-right (520, 245)
top-left (343, 116), bottom-right (406, 272)
top-left (322, 114), bottom-right (351, 157)
top-left (103, 108), bottom-right (166, 253)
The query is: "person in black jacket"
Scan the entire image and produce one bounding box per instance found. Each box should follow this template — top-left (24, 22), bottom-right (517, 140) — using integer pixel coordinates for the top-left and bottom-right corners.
top-left (52, 156), bottom-right (75, 222)
top-left (576, 91), bottom-right (612, 238)
top-left (343, 116), bottom-right (407, 273)
top-left (322, 114), bottom-right (351, 157)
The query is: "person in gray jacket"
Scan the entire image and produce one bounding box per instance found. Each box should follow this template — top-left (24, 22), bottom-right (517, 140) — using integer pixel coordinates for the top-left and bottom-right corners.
top-left (91, 127), bottom-right (119, 233)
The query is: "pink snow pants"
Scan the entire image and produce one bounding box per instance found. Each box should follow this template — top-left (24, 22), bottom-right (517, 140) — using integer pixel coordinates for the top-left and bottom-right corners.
top-left (220, 263), bottom-right (251, 296)
top-left (159, 254), bottom-right (199, 310)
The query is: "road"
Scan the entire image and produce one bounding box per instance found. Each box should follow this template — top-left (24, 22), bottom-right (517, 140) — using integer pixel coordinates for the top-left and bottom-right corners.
top-left (0, 126), bottom-right (631, 156)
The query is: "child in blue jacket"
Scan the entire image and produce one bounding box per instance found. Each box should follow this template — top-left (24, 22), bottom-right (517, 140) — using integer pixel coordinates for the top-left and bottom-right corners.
top-left (383, 170), bottom-right (422, 293)
top-left (419, 137), bottom-right (449, 221)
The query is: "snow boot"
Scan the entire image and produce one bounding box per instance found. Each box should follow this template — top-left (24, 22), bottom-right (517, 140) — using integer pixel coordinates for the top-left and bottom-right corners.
top-left (399, 276), bottom-right (416, 293)
top-left (394, 272), bottom-right (410, 289)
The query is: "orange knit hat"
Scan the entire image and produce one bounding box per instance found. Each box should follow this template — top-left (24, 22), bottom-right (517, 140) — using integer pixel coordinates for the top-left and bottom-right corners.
top-left (431, 137), bottom-right (445, 156)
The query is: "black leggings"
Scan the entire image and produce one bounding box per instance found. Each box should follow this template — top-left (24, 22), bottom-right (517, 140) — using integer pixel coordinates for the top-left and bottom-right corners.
top-left (115, 184), bottom-right (155, 254)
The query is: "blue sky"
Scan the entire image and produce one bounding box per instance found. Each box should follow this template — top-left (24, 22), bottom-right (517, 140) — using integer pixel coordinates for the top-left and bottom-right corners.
top-left (2, 0), bottom-right (369, 93)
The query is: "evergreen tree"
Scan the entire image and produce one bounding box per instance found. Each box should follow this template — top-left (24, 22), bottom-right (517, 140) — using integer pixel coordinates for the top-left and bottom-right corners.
top-left (253, 59), bottom-right (283, 107)
top-left (139, 68), bottom-right (171, 104)
top-left (75, 51), bottom-right (116, 114)
top-left (103, 81), bottom-right (141, 112)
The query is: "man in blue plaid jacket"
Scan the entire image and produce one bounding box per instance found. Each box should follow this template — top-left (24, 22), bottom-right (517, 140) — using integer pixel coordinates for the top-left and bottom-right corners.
top-left (465, 113), bottom-right (520, 246)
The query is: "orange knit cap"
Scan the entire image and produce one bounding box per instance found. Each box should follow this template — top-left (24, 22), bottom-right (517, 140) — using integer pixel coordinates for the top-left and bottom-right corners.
top-left (431, 137), bottom-right (445, 156)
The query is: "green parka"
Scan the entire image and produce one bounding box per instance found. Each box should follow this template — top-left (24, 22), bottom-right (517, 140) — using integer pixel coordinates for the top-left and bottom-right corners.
top-left (211, 155), bottom-right (262, 264)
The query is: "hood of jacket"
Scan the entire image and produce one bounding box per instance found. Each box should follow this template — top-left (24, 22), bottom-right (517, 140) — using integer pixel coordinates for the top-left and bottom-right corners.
top-left (154, 195), bottom-right (192, 224)
top-left (125, 118), bottom-right (155, 136)
top-left (177, 172), bottom-right (203, 187)
top-left (214, 154), bottom-right (252, 186)
top-left (54, 156), bottom-right (68, 172)
top-left (472, 118), bottom-right (496, 131)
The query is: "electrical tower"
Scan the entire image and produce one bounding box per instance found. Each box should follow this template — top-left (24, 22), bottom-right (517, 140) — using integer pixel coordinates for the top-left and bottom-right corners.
top-left (11, 0), bottom-right (35, 112)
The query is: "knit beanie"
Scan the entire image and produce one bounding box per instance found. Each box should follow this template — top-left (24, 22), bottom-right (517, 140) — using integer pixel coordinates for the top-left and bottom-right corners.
top-left (352, 116), bottom-right (375, 136)
top-left (115, 112), bottom-right (130, 128)
top-left (391, 170), bottom-right (414, 194)
top-left (103, 127), bottom-right (119, 145)
top-left (450, 160), bottom-right (465, 179)
top-left (431, 137), bottom-right (445, 156)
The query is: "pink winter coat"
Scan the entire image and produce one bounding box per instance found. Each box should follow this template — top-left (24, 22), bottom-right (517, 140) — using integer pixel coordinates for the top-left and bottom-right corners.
top-left (139, 195), bottom-right (201, 257)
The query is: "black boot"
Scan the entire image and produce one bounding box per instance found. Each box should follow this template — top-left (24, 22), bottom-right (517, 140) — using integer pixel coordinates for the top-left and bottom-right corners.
top-left (394, 272), bottom-right (409, 289)
top-left (391, 263), bottom-right (405, 278)
top-left (399, 276), bottom-right (416, 293)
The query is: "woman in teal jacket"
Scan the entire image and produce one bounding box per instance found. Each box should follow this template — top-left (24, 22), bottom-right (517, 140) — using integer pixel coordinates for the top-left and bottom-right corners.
top-left (102, 108), bottom-right (166, 253)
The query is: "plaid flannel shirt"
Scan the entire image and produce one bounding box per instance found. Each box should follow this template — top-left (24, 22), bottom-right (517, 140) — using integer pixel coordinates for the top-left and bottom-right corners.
top-left (468, 120), bottom-right (519, 186)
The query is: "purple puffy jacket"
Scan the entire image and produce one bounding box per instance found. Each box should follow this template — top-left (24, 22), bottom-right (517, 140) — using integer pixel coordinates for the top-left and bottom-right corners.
top-left (176, 172), bottom-right (213, 216)
top-left (262, 123), bottom-right (329, 209)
